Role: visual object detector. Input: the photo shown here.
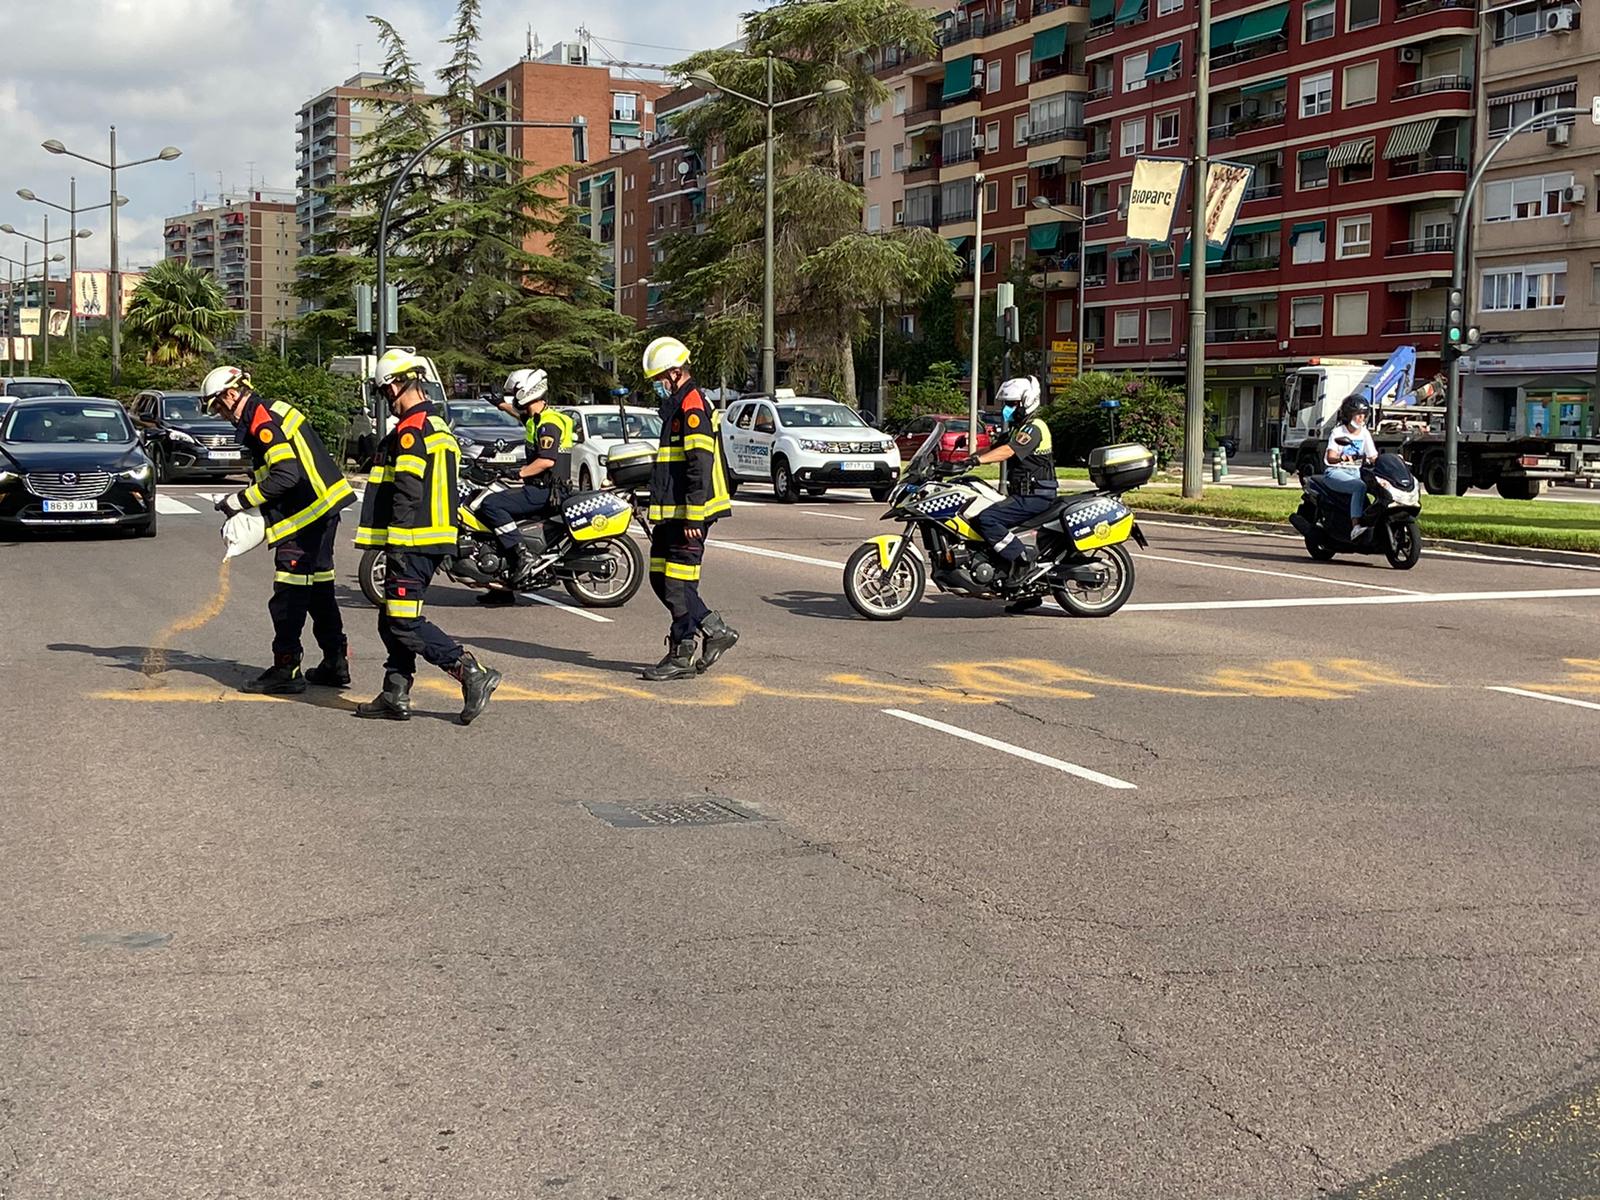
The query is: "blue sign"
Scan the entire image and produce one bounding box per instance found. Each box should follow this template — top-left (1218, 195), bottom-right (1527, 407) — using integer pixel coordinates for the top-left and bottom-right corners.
top-left (1099, 399), bottom-right (1121, 410)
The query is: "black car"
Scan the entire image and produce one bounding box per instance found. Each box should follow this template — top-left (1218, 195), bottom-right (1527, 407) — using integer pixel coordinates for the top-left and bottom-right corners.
top-left (0, 397), bottom-right (157, 536)
top-left (127, 389), bottom-right (250, 483)
top-left (439, 398), bottom-right (527, 474)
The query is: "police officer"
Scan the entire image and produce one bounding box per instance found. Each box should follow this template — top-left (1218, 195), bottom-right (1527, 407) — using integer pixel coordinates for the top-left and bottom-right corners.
top-left (354, 349), bottom-right (501, 724)
top-left (205, 365), bottom-right (356, 694)
top-left (475, 368), bottom-right (571, 597)
top-left (966, 375), bottom-right (1056, 590)
top-left (640, 336), bottom-right (736, 681)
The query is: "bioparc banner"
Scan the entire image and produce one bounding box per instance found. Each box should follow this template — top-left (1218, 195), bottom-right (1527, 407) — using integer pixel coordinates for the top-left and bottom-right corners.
top-left (1126, 158), bottom-right (1186, 245)
top-left (73, 271), bottom-right (145, 318)
top-left (1203, 161), bottom-right (1254, 247)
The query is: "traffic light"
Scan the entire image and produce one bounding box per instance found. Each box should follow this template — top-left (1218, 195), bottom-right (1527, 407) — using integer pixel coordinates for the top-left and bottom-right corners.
top-left (1444, 288), bottom-right (1480, 353)
top-left (354, 284), bottom-right (373, 334)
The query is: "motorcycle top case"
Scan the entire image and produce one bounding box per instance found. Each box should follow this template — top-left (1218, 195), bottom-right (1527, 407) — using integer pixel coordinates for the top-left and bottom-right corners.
top-left (606, 441), bottom-right (655, 490)
top-left (1088, 443), bottom-right (1156, 493)
top-left (561, 490), bottom-right (633, 541)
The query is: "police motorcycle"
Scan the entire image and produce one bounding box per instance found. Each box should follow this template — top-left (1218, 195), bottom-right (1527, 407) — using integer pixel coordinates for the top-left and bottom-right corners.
top-left (357, 441), bottom-right (654, 608)
top-left (1289, 441), bottom-right (1423, 570)
top-left (842, 421), bottom-right (1155, 620)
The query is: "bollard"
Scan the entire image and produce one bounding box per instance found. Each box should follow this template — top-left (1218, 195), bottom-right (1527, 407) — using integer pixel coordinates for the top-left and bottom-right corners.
top-left (1270, 447), bottom-right (1283, 486)
top-left (1217, 444), bottom-right (1228, 480)
top-left (1212, 446), bottom-right (1224, 483)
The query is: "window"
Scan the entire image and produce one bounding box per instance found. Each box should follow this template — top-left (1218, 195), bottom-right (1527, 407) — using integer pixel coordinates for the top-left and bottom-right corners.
top-left (624, 210), bottom-right (634, 227)
top-left (1496, 3), bottom-right (1546, 44)
top-left (1055, 299), bottom-right (1073, 333)
top-left (893, 143), bottom-right (905, 172)
top-left (1029, 94), bottom-right (1070, 139)
top-left (1117, 182), bottom-right (1131, 215)
top-left (1158, 0), bottom-right (1182, 13)
top-left (350, 120), bottom-right (364, 136)
top-left (1489, 87), bottom-right (1578, 134)
top-left (613, 93), bottom-right (638, 121)
top-left (985, 121), bottom-right (1001, 153)
top-left (1010, 237), bottom-right (1026, 265)
top-left (1343, 62), bottom-right (1378, 108)
top-left (1291, 297), bottom-right (1324, 336)
top-left (1303, 0), bottom-right (1335, 42)
top-left (1147, 307), bottom-right (1174, 343)
top-left (1114, 310), bottom-right (1141, 345)
top-left (893, 87), bottom-right (907, 115)
top-left (984, 180), bottom-right (1000, 213)
top-left (1116, 248), bottom-right (1141, 282)
top-left (1121, 116), bottom-right (1147, 156)
top-left (869, 102), bottom-right (883, 123)
top-left (1015, 50), bottom-right (1032, 84)
top-left (623, 247), bottom-right (634, 265)
top-left (1155, 110), bottom-right (1180, 148)
top-left (1015, 114), bottom-right (1031, 145)
top-left (893, 199), bottom-right (904, 225)
top-left (734, 404), bottom-right (756, 430)
top-left (987, 59), bottom-right (1003, 93)
top-left (754, 405), bottom-right (777, 434)
top-left (1013, 176), bottom-right (1028, 207)
top-left (899, 313), bottom-right (916, 335)
top-left (1484, 173), bottom-right (1575, 221)
top-left (943, 178), bottom-right (977, 221)
top-left (1332, 292), bottom-right (1369, 336)
top-left (867, 204), bottom-right (882, 232)
top-left (869, 149), bottom-right (881, 178)
top-left (1298, 148), bottom-right (1329, 190)
top-left (1300, 71), bottom-right (1333, 118)
top-left (1149, 249), bottom-right (1174, 280)
top-left (1337, 216), bottom-right (1371, 259)
top-left (1123, 51), bottom-right (1149, 92)
top-left (1481, 262), bottom-right (1568, 310)
top-left (942, 119), bottom-right (975, 163)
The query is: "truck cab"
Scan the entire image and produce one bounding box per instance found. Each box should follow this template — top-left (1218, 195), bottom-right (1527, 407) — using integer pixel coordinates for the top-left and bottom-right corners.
top-left (330, 351), bottom-right (447, 437)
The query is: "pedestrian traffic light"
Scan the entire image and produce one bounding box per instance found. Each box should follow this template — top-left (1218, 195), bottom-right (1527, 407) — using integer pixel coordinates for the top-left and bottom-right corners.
top-left (995, 282), bottom-right (1014, 336)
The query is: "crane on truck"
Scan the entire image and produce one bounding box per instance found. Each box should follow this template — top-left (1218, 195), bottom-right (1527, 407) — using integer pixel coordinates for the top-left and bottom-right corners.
top-left (1280, 346), bottom-right (1600, 499)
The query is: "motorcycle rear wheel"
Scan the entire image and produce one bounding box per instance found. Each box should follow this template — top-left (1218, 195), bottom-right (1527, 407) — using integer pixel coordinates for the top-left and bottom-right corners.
top-left (844, 542), bottom-right (926, 620)
top-left (1052, 543), bottom-right (1135, 617)
top-left (563, 537), bottom-right (645, 607)
top-left (358, 547), bottom-right (386, 608)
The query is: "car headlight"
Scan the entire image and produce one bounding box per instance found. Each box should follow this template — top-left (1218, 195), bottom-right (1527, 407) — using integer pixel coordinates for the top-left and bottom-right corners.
top-left (458, 434), bottom-right (477, 449)
top-left (798, 439), bottom-right (828, 453)
top-left (0, 469), bottom-right (17, 487)
top-left (169, 428), bottom-right (198, 445)
top-left (880, 440), bottom-right (897, 454)
top-left (598, 454), bottom-right (609, 465)
top-left (120, 460), bottom-right (154, 481)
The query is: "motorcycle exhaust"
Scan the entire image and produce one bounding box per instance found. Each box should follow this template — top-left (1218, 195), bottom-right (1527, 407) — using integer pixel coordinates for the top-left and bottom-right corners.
top-left (552, 554), bottom-right (617, 579)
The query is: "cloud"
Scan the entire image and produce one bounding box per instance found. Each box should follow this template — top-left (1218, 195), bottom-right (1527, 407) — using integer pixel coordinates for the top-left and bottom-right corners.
top-left (0, 0), bottom-right (752, 274)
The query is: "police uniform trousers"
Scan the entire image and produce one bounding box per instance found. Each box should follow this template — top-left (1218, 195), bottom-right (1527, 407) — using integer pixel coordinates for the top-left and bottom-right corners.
top-left (270, 514), bottom-right (347, 659)
top-left (478, 481), bottom-right (552, 551)
top-left (380, 550), bottom-right (464, 678)
top-left (649, 520), bottom-right (709, 641)
top-left (975, 492), bottom-right (1056, 561)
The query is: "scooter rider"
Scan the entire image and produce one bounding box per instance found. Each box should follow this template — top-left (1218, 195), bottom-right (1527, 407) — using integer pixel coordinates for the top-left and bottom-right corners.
top-left (965, 375), bottom-right (1057, 582)
top-left (1323, 396), bottom-right (1378, 534)
top-left (475, 368), bottom-right (569, 591)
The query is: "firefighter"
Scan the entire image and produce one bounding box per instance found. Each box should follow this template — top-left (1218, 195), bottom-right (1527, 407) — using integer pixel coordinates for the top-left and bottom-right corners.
top-left (354, 349), bottom-right (501, 724)
top-left (639, 336), bottom-right (736, 681)
top-left (474, 368), bottom-right (572, 600)
top-left (205, 365), bottom-right (355, 694)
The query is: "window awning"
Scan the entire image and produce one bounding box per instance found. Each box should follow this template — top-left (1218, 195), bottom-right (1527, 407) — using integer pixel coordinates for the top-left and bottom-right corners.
top-left (1384, 118), bottom-right (1438, 160)
top-left (1210, 13), bottom-right (1244, 49)
top-left (1231, 219), bottom-right (1280, 239)
top-left (1115, 0), bottom-right (1148, 23)
top-left (981, 243), bottom-right (996, 268)
top-left (1326, 137), bottom-right (1375, 170)
top-left (1145, 41), bottom-right (1181, 77)
top-left (1112, 245), bottom-right (1140, 260)
top-left (1032, 24), bottom-right (1069, 61)
top-left (1178, 239), bottom-right (1226, 268)
top-left (1289, 220), bottom-right (1325, 242)
top-left (1029, 222), bottom-right (1064, 252)
top-left (1090, 0), bottom-right (1116, 19)
top-left (1241, 76), bottom-right (1286, 96)
top-left (942, 55), bottom-right (976, 101)
top-left (1233, 4), bottom-right (1289, 47)
top-left (1488, 77), bottom-right (1577, 105)
top-left (610, 120), bottom-right (641, 137)
top-left (947, 235), bottom-right (973, 252)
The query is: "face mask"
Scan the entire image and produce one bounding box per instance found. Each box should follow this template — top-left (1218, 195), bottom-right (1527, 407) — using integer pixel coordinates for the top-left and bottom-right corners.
top-left (1002, 404), bottom-right (1016, 425)
top-left (651, 380), bottom-right (670, 400)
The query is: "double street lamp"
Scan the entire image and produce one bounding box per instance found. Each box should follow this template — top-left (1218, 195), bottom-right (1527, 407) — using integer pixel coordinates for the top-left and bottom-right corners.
top-left (0, 221), bottom-right (92, 368)
top-left (17, 181), bottom-right (129, 353)
top-left (42, 127), bottom-right (182, 384)
top-left (1031, 197), bottom-right (1089, 388)
top-left (0, 251), bottom-right (59, 373)
top-left (685, 56), bottom-right (849, 398)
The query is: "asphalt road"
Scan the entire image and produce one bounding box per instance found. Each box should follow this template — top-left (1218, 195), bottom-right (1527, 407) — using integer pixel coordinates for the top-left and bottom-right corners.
top-left (3, 482), bottom-right (1599, 1199)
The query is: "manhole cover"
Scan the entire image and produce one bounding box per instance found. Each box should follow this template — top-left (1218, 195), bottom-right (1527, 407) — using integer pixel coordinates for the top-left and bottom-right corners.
top-left (582, 797), bottom-right (768, 829)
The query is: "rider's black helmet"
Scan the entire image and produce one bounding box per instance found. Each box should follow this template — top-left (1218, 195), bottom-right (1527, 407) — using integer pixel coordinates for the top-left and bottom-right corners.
top-left (1338, 396), bottom-right (1371, 425)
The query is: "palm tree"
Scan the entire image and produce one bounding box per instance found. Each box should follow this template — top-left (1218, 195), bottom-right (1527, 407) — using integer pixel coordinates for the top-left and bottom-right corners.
top-left (122, 260), bottom-right (237, 366)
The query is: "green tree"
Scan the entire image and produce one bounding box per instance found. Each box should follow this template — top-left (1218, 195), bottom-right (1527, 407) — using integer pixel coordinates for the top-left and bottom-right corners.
top-left (1045, 372), bottom-right (1183, 466)
top-left (661, 0), bottom-right (961, 403)
top-left (121, 260), bottom-right (238, 367)
top-left (885, 360), bottom-right (965, 425)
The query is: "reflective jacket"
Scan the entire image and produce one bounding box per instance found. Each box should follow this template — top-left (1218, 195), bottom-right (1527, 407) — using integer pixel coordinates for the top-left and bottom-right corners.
top-left (237, 395), bottom-right (355, 545)
top-left (526, 407), bottom-right (575, 453)
top-left (356, 401), bottom-right (460, 551)
top-left (1004, 417), bottom-right (1057, 497)
top-left (525, 407), bottom-right (574, 476)
top-left (648, 379), bottom-right (731, 525)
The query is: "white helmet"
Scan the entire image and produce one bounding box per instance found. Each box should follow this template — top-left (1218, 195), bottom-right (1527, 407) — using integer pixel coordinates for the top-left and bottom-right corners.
top-left (201, 364), bottom-right (248, 401)
top-left (642, 335), bottom-right (690, 380)
top-left (503, 367), bottom-right (549, 410)
top-left (374, 348), bottom-right (427, 389)
top-left (996, 375), bottom-right (1042, 423)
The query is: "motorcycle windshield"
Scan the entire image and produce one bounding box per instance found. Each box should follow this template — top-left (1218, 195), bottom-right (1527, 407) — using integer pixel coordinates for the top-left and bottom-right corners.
top-left (904, 420), bottom-right (951, 480)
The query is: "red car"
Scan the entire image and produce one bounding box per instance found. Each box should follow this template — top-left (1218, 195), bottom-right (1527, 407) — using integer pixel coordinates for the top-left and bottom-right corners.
top-left (893, 414), bottom-right (995, 463)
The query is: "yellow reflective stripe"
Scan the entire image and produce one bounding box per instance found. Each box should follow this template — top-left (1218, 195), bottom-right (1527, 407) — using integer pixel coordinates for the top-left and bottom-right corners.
top-left (663, 562), bottom-right (700, 581)
top-left (368, 466), bottom-right (395, 483)
top-left (264, 442), bottom-right (296, 465)
top-left (243, 484), bottom-right (266, 507)
top-left (683, 434), bottom-right (717, 454)
top-left (424, 433), bottom-right (455, 453)
top-left (385, 526), bottom-right (457, 547)
top-left (253, 465), bottom-right (270, 483)
top-left (355, 527), bottom-right (389, 547)
top-left (264, 482), bottom-right (355, 543)
top-left (394, 455), bottom-right (426, 477)
top-left (430, 450), bottom-right (451, 532)
top-left (385, 598), bottom-right (423, 618)
top-left (269, 401), bottom-right (305, 438)
top-left (655, 447), bottom-right (686, 462)
top-left (310, 569), bottom-right (336, 584)
top-left (274, 571), bottom-right (313, 586)
top-left (648, 557), bottom-right (667, 572)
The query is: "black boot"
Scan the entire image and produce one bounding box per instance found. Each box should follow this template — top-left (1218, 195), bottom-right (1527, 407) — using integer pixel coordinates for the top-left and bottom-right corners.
top-left (1006, 596), bottom-right (1044, 614)
top-left (696, 613), bottom-right (740, 674)
top-left (355, 671), bottom-right (412, 720)
top-left (476, 587), bottom-right (516, 606)
top-left (304, 650), bottom-right (351, 688)
top-left (508, 544), bottom-right (537, 588)
top-left (642, 637), bottom-right (699, 682)
top-left (450, 652), bottom-right (502, 726)
top-left (243, 654), bottom-right (306, 695)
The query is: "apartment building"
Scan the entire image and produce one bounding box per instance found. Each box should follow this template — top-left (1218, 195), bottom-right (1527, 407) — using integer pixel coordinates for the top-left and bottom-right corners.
top-left (164, 196), bottom-right (298, 345)
top-left (1461, 0), bottom-right (1599, 437)
top-left (573, 145), bottom-right (653, 324)
top-left (1077, 0), bottom-right (1475, 450)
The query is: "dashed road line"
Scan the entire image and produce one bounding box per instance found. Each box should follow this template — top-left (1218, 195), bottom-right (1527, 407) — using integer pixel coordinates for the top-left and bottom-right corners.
top-left (1486, 686), bottom-right (1600, 713)
top-left (1133, 550), bottom-right (1423, 595)
top-left (1124, 586), bottom-right (1600, 613)
top-left (882, 708), bottom-right (1137, 789)
top-left (521, 592), bottom-right (613, 622)
top-left (717, 541), bottom-right (848, 569)
top-left (802, 509), bottom-right (868, 521)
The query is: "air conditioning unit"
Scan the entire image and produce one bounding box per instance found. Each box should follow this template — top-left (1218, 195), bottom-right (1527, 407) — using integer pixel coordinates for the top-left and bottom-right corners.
top-left (894, 211), bottom-right (906, 225)
top-left (1565, 183), bottom-right (1587, 203)
top-left (1545, 7), bottom-right (1578, 32)
top-left (1549, 123), bottom-right (1573, 146)
top-left (973, 57), bottom-right (986, 87)
top-left (1397, 46), bottom-right (1422, 64)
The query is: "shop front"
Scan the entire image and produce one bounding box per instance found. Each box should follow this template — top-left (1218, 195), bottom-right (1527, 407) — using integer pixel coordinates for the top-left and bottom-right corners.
top-left (1460, 344), bottom-right (1598, 436)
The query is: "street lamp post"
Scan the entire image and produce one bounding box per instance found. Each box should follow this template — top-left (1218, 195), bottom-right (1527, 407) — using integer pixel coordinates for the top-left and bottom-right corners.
top-left (0, 253), bottom-right (23, 372)
top-left (1032, 198), bottom-right (1089, 389)
top-left (686, 57), bottom-right (849, 398)
top-left (18, 180), bottom-right (129, 353)
top-left (0, 220), bottom-right (92, 368)
top-left (42, 127), bottom-right (181, 384)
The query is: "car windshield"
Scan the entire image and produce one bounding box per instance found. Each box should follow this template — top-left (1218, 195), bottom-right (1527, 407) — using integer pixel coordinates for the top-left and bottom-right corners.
top-left (777, 404), bottom-right (867, 429)
top-left (161, 395), bottom-right (210, 421)
top-left (450, 403), bottom-right (521, 428)
top-left (584, 411), bottom-right (663, 440)
top-left (6, 381), bottom-right (75, 399)
top-left (2, 401), bottom-right (134, 444)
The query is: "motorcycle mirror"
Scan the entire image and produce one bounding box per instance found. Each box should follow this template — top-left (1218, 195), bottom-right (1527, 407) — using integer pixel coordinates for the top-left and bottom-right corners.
top-left (954, 435), bottom-right (969, 450)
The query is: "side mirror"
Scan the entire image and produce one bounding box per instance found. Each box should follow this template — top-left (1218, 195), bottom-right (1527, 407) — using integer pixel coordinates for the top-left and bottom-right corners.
top-left (954, 434), bottom-right (969, 450)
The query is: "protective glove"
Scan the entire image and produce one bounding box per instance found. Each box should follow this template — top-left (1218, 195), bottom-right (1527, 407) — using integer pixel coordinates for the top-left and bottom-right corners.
top-left (215, 491), bottom-right (248, 517)
top-left (957, 455), bottom-right (980, 471)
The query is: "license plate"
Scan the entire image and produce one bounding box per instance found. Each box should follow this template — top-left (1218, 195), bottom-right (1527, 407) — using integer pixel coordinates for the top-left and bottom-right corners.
top-left (43, 499), bottom-right (96, 513)
top-left (841, 460), bottom-right (875, 472)
top-left (209, 449), bottom-right (241, 461)
top-left (493, 450), bottom-right (521, 462)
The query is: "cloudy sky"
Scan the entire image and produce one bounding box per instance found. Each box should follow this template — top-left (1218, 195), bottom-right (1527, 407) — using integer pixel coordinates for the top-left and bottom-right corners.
top-left (0, 0), bottom-right (754, 276)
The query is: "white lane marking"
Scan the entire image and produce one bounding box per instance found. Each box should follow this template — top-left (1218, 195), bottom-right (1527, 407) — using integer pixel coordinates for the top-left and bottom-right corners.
top-left (1124, 587), bottom-right (1600, 613)
top-left (1134, 550), bottom-right (1423, 595)
top-left (1487, 686), bottom-right (1600, 713)
top-left (716, 540), bottom-right (847, 569)
top-left (519, 592), bottom-right (613, 622)
top-left (155, 495), bottom-right (199, 515)
top-left (882, 708), bottom-right (1137, 790)
top-left (802, 509), bottom-right (867, 521)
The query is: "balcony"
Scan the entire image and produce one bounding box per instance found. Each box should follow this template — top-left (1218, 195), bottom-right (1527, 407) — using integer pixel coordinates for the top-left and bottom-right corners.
top-left (1389, 235), bottom-right (1454, 255)
top-left (1397, 0), bottom-right (1473, 19)
top-left (1085, 271), bottom-right (1108, 288)
top-left (1212, 254), bottom-right (1281, 275)
top-left (1389, 154), bottom-right (1467, 178)
top-left (1242, 181), bottom-right (1283, 203)
top-left (939, 11), bottom-right (1022, 47)
top-left (1026, 123), bottom-right (1086, 148)
top-left (1084, 148), bottom-right (1111, 165)
top-left (1085, 209), bottom-right (1112, 226)
top-left (1384, 317), bottom-right (1446, 335)
top-left (944, 145), bottom-right (978, 167)
top-left (1206, 325), bottom-right (1276, 343)
top-left (1394, 74), bottom-right (1471, 100)
top-left (905, 209), bottom-right (942, 229)
top-left (902, 154), bottom-right (941, 184)
top-left (1208, 109), bottom-right (1287, 142)
top-left (1213, 34), bottom-right (1288, 70)
top-left (904, 101), bottom-right (943, 132)
top-left (1088, 84), bottom-right (1114, 101)
top-left (941, 205), bottom-right (977, 226)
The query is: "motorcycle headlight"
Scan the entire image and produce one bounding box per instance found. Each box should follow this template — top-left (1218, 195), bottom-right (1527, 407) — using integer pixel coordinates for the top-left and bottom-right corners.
top-left (169, 428), bottom-right (198, 445)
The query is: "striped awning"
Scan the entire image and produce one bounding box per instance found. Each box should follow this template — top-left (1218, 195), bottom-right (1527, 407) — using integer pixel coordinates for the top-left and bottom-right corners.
top-left (1488, 78), bottom-right (1577, 105)
top-left (1384, 119), bottom-right (1438, 160)
top-left (1326, 137), bottom-right (1375, 170)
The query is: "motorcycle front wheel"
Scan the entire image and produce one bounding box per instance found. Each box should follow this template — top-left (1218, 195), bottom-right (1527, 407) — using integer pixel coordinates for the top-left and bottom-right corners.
top-left (1052, 543), bottom-right (1135, 617)
top-left (358, 547), bottom-right (386, 608)
top-left (844, 542), bottom-right (926, 620)
top-left (1385, 516), bottom-right (1422, 570)
top-left (563, 537), bottom-right (645, 607)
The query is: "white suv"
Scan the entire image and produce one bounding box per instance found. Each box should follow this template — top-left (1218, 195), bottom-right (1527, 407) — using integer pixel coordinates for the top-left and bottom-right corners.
top-left (560, 405), bottom-right (663, 491)
top-left (721, 391), bottom-right (900, 502)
